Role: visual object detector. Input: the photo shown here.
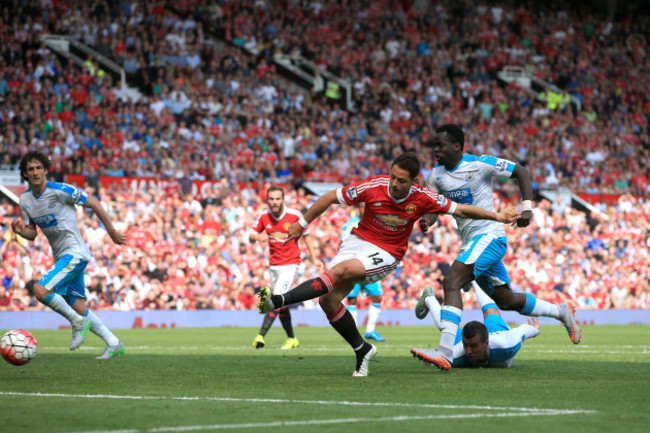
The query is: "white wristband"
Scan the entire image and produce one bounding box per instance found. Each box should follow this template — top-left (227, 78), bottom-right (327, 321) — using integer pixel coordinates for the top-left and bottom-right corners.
top-left (521, 200), bottom-right (532, 212)
top-left (298, 216), bottom-right (309, 228)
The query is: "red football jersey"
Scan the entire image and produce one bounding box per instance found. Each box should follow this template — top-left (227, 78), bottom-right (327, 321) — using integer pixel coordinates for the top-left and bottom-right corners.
top-left (338, 175), bottom-right (455, 260)
top-left (252, 207), bottom-right (306, 266)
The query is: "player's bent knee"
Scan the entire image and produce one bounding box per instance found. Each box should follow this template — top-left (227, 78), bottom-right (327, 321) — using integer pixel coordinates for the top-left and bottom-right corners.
top-left (33, 284), bottom-right (49, 301)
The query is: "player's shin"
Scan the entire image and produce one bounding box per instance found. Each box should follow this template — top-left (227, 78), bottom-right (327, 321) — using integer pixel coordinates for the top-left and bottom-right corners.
top-left (474, 283), bottom-right (499, 312)
top-left (328, 304), bottom-right (365, 349)
top-left (278, 307), bottom-right (295, 338)
top-left (259, 311), bottom-right (277, 336)
top-left (41, 292), bottom-right (84, 325)
top-left (366, 302), bottom-right (381, 333)
top-left (424, 296), bottom-right (442, 329)
top-left (519, 293), bottom-right (559, 318)
top-left (439, 305), bottom-right (462, 357)
top-left (274, 272), bottom-right (335, 307)
top-left (86, 310), bottom-right (120, 346)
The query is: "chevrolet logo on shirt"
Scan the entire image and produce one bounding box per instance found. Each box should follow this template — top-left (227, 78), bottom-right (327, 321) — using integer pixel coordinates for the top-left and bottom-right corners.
top-left (376, 214), bottom-right (408, 226)
top-left (269, 231), bottom-right (287, 239)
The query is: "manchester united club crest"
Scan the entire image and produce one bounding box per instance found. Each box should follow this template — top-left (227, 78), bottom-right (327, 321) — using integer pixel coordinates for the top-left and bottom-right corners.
top-left (284, 223), bottom-right (290, 230)
top-left (405, 204), bottom-right (417, 214)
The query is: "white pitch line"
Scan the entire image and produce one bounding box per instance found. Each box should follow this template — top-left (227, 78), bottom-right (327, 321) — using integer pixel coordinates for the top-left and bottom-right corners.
top-left (0, 391), bottom-right (594, 415)
top-left (62, 411), bottom-right (592, 433)
top-left (41, 344), bottom-right (650, 353)
top-left (530, 349), bottom-right (650, 354)
top-left (64, 431), bottom-right (139, 433)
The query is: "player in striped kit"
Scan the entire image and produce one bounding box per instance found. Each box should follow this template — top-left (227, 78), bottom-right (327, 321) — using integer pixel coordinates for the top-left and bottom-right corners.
top-left (11, 151), bottom-right (126, 359)
top-left (250, 186), bottom-right (323, 350)
top-left (411, 283), bottom-right (540, 368)
top-left (417, 124), bottom-right (580, 371)
top-left (257, 153), bottom-right (521, 376)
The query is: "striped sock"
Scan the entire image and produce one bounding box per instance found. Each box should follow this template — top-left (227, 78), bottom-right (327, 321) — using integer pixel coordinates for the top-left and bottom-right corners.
top-left (272, 272), bottom-right (335, 307)
top-left (439, 305), bottom-right (462, 350)
top-left (328, 304), bottom-right (364, 349)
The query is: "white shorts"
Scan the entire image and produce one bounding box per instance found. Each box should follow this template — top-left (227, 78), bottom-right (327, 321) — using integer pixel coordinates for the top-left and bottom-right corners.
top-left (329, 234), bottom-right (399, 285)
top-left (269, 264), bottom-right (300, 296)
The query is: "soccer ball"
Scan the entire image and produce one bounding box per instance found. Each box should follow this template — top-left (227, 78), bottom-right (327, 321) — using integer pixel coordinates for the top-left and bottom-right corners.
top-left (1, 329), bottom-right (38, 366)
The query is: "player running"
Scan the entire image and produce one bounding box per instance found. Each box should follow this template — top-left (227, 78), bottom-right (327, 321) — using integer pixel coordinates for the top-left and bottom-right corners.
top-left (342, 210), bottom-right (386, 342)
top-left (11, 150), bottom-right (126, 359)
top-left (250, 186), bottom-right (323, 350)
top-left (418, 124), bottom-right (580, 371)
top-left (257, 152), bottom-right (520, 376)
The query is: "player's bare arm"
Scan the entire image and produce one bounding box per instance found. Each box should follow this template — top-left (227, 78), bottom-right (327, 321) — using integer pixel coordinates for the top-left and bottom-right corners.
top-left (453, 204), bottom-right (520, 224)
top-left (10, 218), bottom-right (37, 241)
top-left (249, 231), bottom-right (268, 245)
top-left (84, 195), bottom-right (127, 245)
top-left (511, 164), bottom-right (534, 227)
top-left (285, 190), bottom-right (339, 244)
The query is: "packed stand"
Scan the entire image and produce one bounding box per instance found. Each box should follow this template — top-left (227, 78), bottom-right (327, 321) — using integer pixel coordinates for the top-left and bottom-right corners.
top-left (1, 188), bottom-right (649, 312)
top-left (0, 1), bottom-right (648, 312)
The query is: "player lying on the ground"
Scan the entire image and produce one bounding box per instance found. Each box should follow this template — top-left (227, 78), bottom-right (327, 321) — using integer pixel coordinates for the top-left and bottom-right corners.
top-left (411, 282), bottom-right (540, 368)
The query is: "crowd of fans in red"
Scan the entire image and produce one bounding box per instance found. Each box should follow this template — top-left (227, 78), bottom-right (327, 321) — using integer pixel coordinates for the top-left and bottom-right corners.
top-left (0, 0), bottom-right (648, 312)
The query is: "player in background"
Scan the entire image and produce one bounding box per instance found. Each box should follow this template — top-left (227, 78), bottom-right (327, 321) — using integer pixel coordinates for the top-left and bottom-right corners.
top-left (11, 151), bottom-right (127, 359)
top-left (257, 152), bottom-right (521, 376)
top-left (250, 186), bottom-right (323, 350)
top-left (418, 124), bottom-right (580, 371)
top-left (411, 282), bottom-right (540, 368)
top-left (342, 210), bottom-right (385, 342)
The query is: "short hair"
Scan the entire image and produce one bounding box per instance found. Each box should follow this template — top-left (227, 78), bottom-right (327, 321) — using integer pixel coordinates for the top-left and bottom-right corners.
top-left (19, 150), bottom-right (51, 182)
top-left (462, 321), bottom-right (489, 341)
top-left (436, 124), bottom-right (465, 150)
top-left (266, 185), bottom-right (285, 198)
top-left (392, 152), bottom-right (421, 179)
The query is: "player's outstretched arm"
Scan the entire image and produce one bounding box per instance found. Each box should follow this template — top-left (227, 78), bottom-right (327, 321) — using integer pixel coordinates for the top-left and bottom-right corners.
top-left (84, 195), bottom-right (127, 245)
top-left (511, 164), bottom-right (534, 227)
top-left (10, 218), bottom-right (37, 241)
top-left (285, 189), bottom-right (339, 245)
top-left (516, 317), bottom-right (541, 341)
top-left (453, 204), bottom-right (520, 224)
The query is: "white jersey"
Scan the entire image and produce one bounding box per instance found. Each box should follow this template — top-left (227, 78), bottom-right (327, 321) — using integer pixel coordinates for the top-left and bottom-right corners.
top-left (453, 324), bottom-right (539, 368)
top-left (20, 181), bottom-right (92, 262)
top-left (427, 154), bottom-right (515, 244)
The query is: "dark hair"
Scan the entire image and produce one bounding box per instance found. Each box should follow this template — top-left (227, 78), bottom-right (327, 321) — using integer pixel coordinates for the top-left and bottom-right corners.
top-left (19, 150), bottom-right (51, 182)
top-left (266, 185), bottom-right (285, 198)
top-left (436, 124), bottom-right (465, 150)
top-left (392, 152), bottom-right (421, 179)
top-left (462, 321), bottom-right (489, 341)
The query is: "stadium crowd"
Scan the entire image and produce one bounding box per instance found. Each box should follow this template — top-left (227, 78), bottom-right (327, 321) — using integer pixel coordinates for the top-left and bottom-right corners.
top-left (0, 0), bottom-right (648, 313)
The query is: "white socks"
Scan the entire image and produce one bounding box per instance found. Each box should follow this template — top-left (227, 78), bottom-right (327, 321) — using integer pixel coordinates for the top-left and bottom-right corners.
top-left (86, 311), bottom-right (120, 346)
top-left (42, 292), bottom-right (83, 326)
top-left (366, 302), bottom-right (381, 333)
top-left (439, 305), bottom-right (463, 350)
top-left (424, 295), bottom-right (442, 329)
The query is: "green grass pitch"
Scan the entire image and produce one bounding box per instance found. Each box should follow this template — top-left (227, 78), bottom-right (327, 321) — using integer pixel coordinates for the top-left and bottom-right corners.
top-left (1, 325), bottom-right (648, 433)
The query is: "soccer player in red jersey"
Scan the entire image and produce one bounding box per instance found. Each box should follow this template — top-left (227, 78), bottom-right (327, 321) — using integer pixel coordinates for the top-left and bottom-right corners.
top-left (250, 186), bottom-right (323, 350)
top-left (257, 153), bottom-right (520, 376)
